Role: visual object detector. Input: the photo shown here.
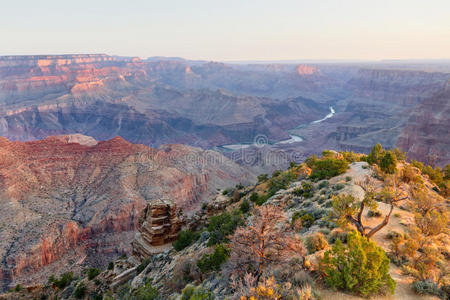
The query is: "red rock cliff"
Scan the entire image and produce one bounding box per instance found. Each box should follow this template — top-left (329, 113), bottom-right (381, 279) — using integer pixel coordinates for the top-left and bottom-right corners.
top-left (0, 135), bottom-right (255, 290)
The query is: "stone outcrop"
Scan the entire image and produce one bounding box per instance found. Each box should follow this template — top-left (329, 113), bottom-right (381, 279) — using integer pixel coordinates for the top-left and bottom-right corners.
top-left (132, 199), bottom-right (183, 259)
top-left (0, 135), bottom-right (255, 291)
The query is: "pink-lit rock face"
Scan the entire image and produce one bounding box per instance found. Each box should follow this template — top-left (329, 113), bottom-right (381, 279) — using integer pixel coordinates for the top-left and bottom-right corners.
top-left (296, 64), bottom-right (319, 75)
top-left (0, 135), bottom-right (255, 290)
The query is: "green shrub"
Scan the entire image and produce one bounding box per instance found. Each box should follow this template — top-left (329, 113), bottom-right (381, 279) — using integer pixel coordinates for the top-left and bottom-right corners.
top-left (249, 192), bottom-right (271, 206)
top-left (173, 230), bottom-right (200, 251)
top-left (272, 170), bottom-right (282, 177)
top-left (392, 148), bottom-right (406, 161)
top-left (249, 192), bottom-right (259, 202)
top-left (257, 174), bottom-right (268, 182)
top-left (85, 268), bottom-right (100, 280)
top-left (268, 171), bottom-right (296, 194)
top-left (367, 143), bottom-right (385, 165)
top-left (49, 272), bottom-right (73, 289)
top-left (197, 244), bottom-right (229, 273)
top-left (310, 158), bottom-right (349, 180)
top-left (239, 199), bottom-right (250, 213)
top-left (108, 262), bottom-right (114, 270)
top-left (133, 280), bottom-right (159, 300)
top-left (318, 180), bottom-right (329, 189)
top-left (222, 189), bottom-right (230, 196)
top-left (292, 210), bottom-right (315, 228)
top-left (380, 151), bottom-right (397, 174)
top-left (320, 231), bottom-right (396, 297)
top-left (305, 154), bottom-right (318, 168)
top-left (207, 210), bottom-right (244, 246)
top-left (333, 184), bottom-right (345, 191)
top-left (181, 284), bottom-right (215, 300)
top-left (136, 258), bottom-right (151, 273)
top-left (14, 284), bottom-right (22, 292)
top-left (306, 233), bottom-right (329, 253)
top-left (412, 280), bottom-right (441, 297)
top-left (73, 282), bottom-right (86, 299)
top-left (117, 283), bottom-right (132, 299)
top-left (345, 176), bottom-right (352, 182)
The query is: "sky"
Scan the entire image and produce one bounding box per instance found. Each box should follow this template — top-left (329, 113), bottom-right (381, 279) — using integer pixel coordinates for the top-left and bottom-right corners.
top-left (1, 0), bottom-right (449, 61)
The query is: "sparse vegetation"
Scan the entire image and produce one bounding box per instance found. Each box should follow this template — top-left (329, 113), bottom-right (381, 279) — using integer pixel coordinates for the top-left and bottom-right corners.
top-left (136, 258), bottom-right (151, 273)
top-left (173, 230), bottom-right (200, 251)
top-left (49, 272), bottom-right (74, 289)
top-left (207, 209), bottom-right (244, 246)
top-left (197, 244), bottom-right (229, 273)
top-left (239, 199), bottom-right (250, 213)
top-left (181, 284), bottom-right (215, 300)
top-left (305, 232), bottom-right (329, 253)
top-left (73, 282), bottom-right (86, 299)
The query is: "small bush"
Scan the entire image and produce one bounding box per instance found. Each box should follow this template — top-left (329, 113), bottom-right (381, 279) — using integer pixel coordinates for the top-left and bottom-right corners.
top-left (328, 229), bottom-right (348, 244)
top-left (133, 279), bottom-right (159, 299)
top-left (318, 180), bottom-right (330, 189)
top-left (207, 210), bottom-right (244, 246)
top-left (136, 258), bottom-right (151, 273)
top-left (73, 282), bottom-right (86, 299)
top-left (412, 280), bottom-right (441, 297)
top-left (292, 211), bottom-right (315, 228)
top-left (108, 262), bottom-right (114, 270)
top-left (386, 231), bottom-right (402, 240)
top-left (14, 284), bottom-right (22, 292)
top-left (345, 176), bottom-right (352, 182)
top-left (197, 244), bottom-right (229, 273)
top-left (49, 272), bottom-right (73, 289)
top-left (249, 192), bottom-right (259, 202)
top-left (173, 230), bottom-right (200, 251)
top-left (310, 158), bottom-right (349, 180)
top-left (367, 210), bottom-right (382, 218)
top-left (333, 184), bottom-right (345, 191)
top-left (85, 268), bottom-right (100, 280)
top-left (222, 189), bottom-right (230, 195)
top-left (320, 231), bottom-right (396, 297)
top-left (380, 151), bottom-right (397, 174)
top-left (305, 233), bottom-right (329, 253)
top-left (257, 174), bottom-right (268, 182)
top-left (168, 257), bottom-right (201, 291)
top-left (239, 199), bottom-right (250, 213)
top-left (181, 285), bottom-right (215, 300)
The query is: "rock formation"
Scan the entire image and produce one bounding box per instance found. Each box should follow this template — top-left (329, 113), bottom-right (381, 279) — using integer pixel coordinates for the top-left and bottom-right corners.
top-left (132, 199), bottom-right (183, 259)
top-left (0, 135), bottom-right (255, 291)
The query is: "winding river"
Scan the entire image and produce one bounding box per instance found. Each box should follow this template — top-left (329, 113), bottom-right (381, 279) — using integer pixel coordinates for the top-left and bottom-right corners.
top-left (220, 106), bottom-right (335, 150)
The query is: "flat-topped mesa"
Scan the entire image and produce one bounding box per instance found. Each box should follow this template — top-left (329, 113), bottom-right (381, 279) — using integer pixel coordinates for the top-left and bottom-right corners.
top-left (132, 199), bottom-right (183, 260)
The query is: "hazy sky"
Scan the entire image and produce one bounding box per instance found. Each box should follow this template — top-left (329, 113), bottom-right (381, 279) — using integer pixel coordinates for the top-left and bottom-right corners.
top-left (1, 0), bottom-right (449, 61)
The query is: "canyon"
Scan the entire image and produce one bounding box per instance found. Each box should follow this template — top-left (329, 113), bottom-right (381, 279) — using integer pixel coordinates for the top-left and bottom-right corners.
top-left (0, 135), bottom-right (255, 290)
top-left (0, 54), bottom-right (449, 290)
top-left (1, 54), bottom-right (449, 167)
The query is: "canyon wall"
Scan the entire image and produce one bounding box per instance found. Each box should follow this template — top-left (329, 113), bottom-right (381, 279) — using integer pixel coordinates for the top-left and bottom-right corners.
top-left (397, 82), bottom-right (450, 166)
top-left (0, 135), bottom-right (255, 290)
